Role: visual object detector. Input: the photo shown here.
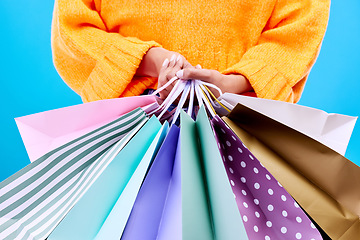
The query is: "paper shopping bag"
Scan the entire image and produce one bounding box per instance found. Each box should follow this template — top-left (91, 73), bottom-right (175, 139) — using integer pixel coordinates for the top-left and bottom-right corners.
top-left (93, 121), bottom-right (168, 240)
top-left (224, 103), bottom-right (360, 240)
top-left (180, 106), bottom-right (248, 240)
top-left (48, 116), bottom-right (166, 240)
top-left (155, 126), bottom-right (182, 240)
top-left (121, 124), bottom-right (180, 240)
top-left (15, 95), bottom-right (157, 162)
top-left (217, 93), bottom-right (357, 155)
top-left (211, 116), bottom-right (322, 240)
top-left (0, 108), bottom-right (148, 240)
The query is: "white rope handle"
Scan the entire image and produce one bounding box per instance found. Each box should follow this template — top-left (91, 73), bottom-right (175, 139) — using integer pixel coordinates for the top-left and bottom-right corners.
top-left (157, 80), bottom-right (187, 119)
top-left (147, 78), bottom-right (183, 116)
top-left (196, 80), bottom-right (223, 96)
top-left (199, 84), bottom-right (215, 106)
top-left (194, 81), bottom-right (216, 118)
top-left (194, 80), bottom-right (204, 108)
top-left (151, 76), bottom-right (178, 96)
top-left (187, 80), bottom-right (195, 117)
top-left (147, 76), bottom-right (221, 123)
top-left (171, 81), bottom-right (191, 125)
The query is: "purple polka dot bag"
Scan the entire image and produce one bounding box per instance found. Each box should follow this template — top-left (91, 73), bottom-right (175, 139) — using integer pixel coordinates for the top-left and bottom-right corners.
top-left (211, 115), bottom-right (322, 240)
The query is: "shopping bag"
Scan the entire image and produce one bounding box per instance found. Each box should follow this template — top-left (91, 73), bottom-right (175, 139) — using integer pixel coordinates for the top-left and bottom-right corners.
top-left (15, 95), bottom-right (157, 162)
top-left (121, 124), bottom-right (180, 240)
top-left (5, 75), bottom-right (357, 240)
top-left (48, 116), bottom-right (166, 240)
top-left (155, 127), bottom-right (182, 240)
top-left (224, 103), bottom-right (360, 240)
top-left (216, 93), bottom-right (357, 155)
top-left (180, 106), bottom-right (248, 240)
top-left (211, 115), bottom-right (322, 240)
top-left (124, 109), bottom-right (244, 240)
top-left (93, 122), bottom-right (168, 240)
top-left (0, 108), bottom-right (148, 240)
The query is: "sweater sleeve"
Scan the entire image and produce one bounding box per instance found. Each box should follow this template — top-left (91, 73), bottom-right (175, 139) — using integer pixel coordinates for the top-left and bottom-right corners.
top-left (221, 0), bottom-right (330, 103)
top-left (51, 0), bottom-right (161, 102)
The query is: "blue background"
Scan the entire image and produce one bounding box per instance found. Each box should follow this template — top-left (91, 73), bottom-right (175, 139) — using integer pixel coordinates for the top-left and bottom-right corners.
top-left (0, 1), bottom-right (359, 181)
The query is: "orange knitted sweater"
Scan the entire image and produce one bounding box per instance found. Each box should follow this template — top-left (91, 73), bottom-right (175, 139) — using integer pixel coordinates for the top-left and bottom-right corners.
top-left (51, 0), bottom-right (330, 103)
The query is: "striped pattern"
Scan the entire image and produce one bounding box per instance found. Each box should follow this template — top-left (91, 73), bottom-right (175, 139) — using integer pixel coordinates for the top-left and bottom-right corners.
top-left (0, 108), bottom-right (148, 240)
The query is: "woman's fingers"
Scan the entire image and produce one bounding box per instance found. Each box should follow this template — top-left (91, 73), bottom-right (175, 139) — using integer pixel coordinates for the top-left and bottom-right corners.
top-left (158, 54), bottom-right (183, 99)
top-left (175, 68), bottom-right (225, 98)
top-left (176, 68), bottom-right (220, 84)
top-left (158, 54), bottom-right (177, 85)
top-left (157, 52), bottom-right (199, 99)
top-left (162, 56), bottom-right (183, 99)
top-left (166, 55), bottom-right (183, 82)
top-left (168, 54), bottom-right (177, 68)
top-left (157, 58), bottom-right (170, 88)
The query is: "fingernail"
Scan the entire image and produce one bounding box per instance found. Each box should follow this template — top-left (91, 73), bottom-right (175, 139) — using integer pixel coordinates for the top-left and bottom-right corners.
top-left (196, 64), bottom-right (202, 69)
top-left (170, 54), bottom-right (176, 62)
top-left (177, 56), bottom-right (183, 65)
top-left (162, 58), bottom-right (169, 67)
top-left (176, 70), bottom-right (184, 78)
top-left (176, 55), bottom-right (181, 62)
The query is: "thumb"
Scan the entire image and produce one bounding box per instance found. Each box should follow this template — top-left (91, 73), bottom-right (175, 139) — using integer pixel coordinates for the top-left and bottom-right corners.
top-left (176, 68), bottom-right (212, 81)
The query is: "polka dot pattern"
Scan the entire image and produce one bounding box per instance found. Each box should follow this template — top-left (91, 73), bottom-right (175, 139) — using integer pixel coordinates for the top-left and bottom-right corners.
top-left (282, 210), bottom-right (288, 217)
top-left (211, 116), bottom-right (322, 240)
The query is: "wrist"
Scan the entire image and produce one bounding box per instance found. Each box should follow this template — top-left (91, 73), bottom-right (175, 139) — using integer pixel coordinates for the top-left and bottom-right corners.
top-left (137, 47), bottom-right (172, 77)
top-left (223, 74), bottom-right (252, 94)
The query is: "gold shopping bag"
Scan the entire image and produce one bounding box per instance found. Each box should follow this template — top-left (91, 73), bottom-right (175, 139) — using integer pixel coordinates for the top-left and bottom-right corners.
top-left (223, 103), bottom-right (360, 240)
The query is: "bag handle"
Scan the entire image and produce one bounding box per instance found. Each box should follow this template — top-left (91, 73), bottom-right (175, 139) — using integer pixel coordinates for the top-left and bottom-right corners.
top-left (148, 77), bottom-right (226, 123)
top-left (147, 77), bottom-right (183, 116)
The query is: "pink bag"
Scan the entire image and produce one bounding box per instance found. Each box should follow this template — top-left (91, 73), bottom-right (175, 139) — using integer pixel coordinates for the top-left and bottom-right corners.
top-left (15, 95), bottom-right (157, 162)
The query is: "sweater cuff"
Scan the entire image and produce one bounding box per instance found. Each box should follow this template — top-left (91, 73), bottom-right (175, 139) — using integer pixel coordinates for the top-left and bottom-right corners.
top-left (81, 39), bottom-right (161, 102)
top-left (221, 59), bottom-right (294, 102)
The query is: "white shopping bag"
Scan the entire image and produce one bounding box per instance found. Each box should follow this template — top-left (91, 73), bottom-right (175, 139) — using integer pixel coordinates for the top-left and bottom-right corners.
top-left (216, 93), bottom-right (357, 156)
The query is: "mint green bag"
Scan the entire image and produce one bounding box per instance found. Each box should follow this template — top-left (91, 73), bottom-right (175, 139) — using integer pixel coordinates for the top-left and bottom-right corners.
top-left (48, 116), bottom-right (168, 240)
top-left (180, 106), bottom-right (248, 240)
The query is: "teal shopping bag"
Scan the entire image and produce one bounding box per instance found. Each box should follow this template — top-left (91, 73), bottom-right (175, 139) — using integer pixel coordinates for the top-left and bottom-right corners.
top-left (94, 122), bottom-right (168, 240)
top-left (180, 106), bottom-right (248, 240)
top-left (48, 116), bottom-right (166, 240)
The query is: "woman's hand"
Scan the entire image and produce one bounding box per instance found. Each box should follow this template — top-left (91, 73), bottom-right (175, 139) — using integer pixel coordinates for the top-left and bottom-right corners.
top-left (175, 68), bottom-right (253, 97)
top-left (136, 47), bottom-right (252, 99)
top-left (136, 47), bottom-right (192, 78)
top-left (135, 47), bottom-right (193, 99)
top-left (157, 53), bottom-right (193, 99)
